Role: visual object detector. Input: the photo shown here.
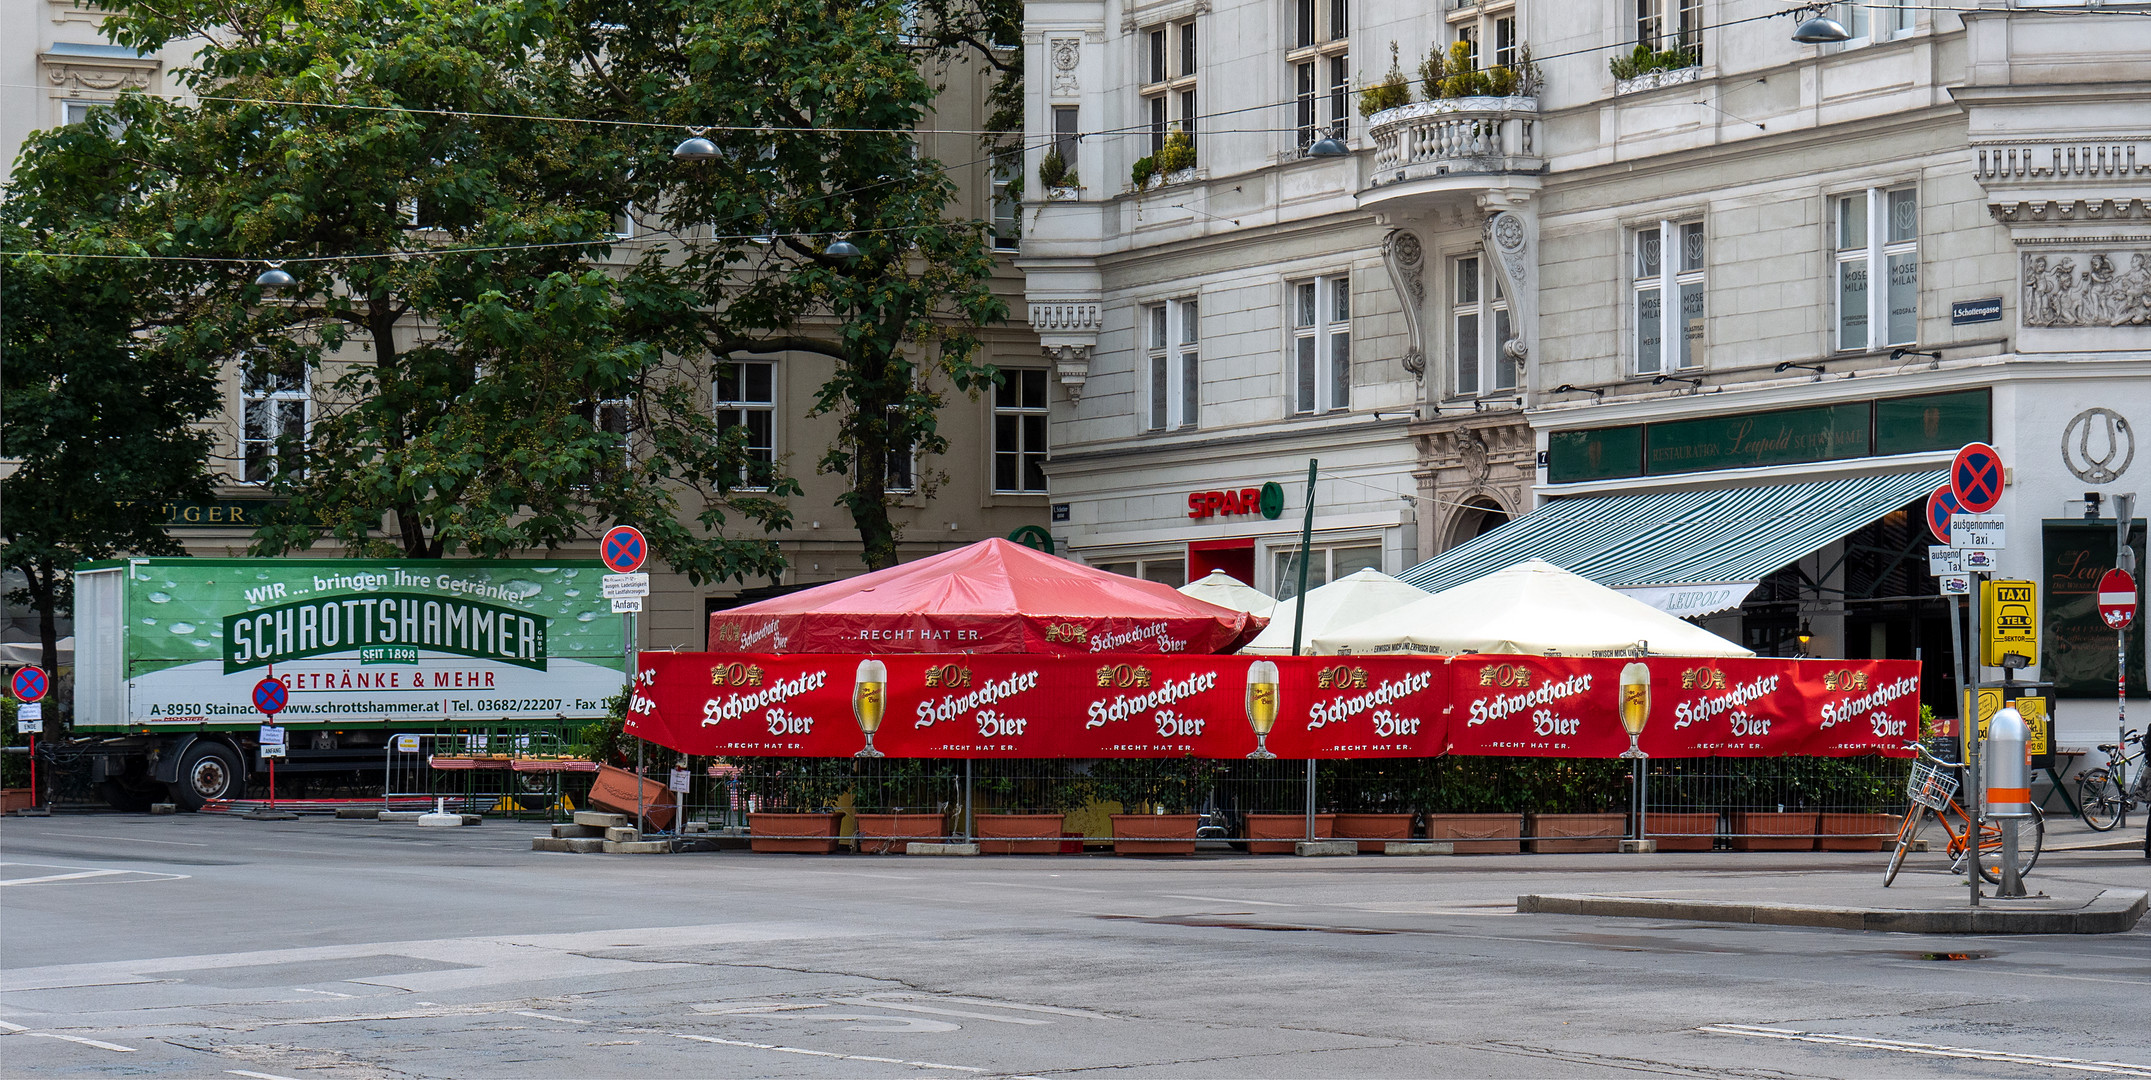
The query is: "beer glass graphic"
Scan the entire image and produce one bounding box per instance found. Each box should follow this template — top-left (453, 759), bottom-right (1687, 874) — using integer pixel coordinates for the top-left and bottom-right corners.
top-left (1618, 661), bottom-right (1650, 760)
top-left (1245, 660), bottom-right (1280, 759)
top-left (853, 659), bottom-right (888, 758)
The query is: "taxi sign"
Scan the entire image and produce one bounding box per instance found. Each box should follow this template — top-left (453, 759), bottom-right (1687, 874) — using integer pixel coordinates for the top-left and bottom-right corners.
top-left (1951, 514), bottom-right (2006, 550)
top-left (2099, 568), bottom-right (2137, 630)
top-left (1982, 578), bottom-right (2038, 666)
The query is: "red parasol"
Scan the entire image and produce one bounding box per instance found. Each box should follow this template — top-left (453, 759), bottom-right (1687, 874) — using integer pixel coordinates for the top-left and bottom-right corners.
top-left (708, 538), bottom-right (1266, 654)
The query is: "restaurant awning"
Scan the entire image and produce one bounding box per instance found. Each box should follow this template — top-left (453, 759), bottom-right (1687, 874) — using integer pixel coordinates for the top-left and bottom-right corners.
top-left (1396, 470), bottom-right (1949, 618)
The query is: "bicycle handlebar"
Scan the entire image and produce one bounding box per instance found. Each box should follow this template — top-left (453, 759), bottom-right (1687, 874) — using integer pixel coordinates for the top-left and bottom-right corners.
top-left (1902, 741), bottom-right (1968, 770)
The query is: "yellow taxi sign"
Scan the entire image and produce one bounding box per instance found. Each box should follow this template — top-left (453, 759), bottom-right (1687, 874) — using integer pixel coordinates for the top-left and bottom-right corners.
top-left (1982, 578), bottom-right (2038, 667)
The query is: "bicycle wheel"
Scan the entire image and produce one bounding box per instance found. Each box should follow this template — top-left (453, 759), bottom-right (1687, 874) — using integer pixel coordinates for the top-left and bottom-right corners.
top-left (1884, 808), bottom-right (1926, 887)
top-left (2078, 769), bottom-right (2124, 831)
top-left (1973, 808), bottom-right (2044, 885)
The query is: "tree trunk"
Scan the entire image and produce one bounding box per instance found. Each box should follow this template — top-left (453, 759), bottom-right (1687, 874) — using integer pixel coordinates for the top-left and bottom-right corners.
top-left (35, 559), bottom-right (59, 680)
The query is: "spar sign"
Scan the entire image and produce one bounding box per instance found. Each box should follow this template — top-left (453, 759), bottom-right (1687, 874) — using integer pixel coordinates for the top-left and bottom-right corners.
top-left (71, 558), bottom-right (627, 729)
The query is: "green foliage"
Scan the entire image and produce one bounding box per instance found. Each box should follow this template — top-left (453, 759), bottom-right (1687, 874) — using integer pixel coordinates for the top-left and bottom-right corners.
top-left (1037, 147), bottom-right (1068, 189)
top-left (974, 760), bottom-right (1091, 813)
top-left (1609, 42), bottom-right (1698, 80)
top-left (1090, 757), bottom-right (1216, 814)
top-left (1, 699), bottom-right (25, 788)
top-left (1156, 130), bottom-right (1196, 174)
top-left (734, 756), bottom-right (857, 812)
top-left (571, 691), bottom-right (631, 766)
top-left (1, 143), bottom-right (222, 679)
top-left (1359, 42), bottom-right (1414, 117)
top-left (1129, 154), bottom-right (1158, 190)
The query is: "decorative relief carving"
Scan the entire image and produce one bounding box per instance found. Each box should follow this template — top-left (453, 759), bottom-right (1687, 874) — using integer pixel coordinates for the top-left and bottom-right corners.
top-left (1049, 38), bottom-right (1080, 97)
top-left (1044, 344), bottom-right (1092, 401)
top-left (1380, 229), bottom-right (1427, 379)
top-left (1613, 65), bottom-right (1700, 97)
top-left (1976, 143), bottom-right (2148, 182)
top-left (45, 63), bottom-right (151, 91)
top-left (1026, 300), bottom-right (1103, 333)
top-left (1481, 208), bottom-right (1535, 370)
top-left (2061, 408), bottom-right (2133, 484)
top-left (2021, 251), bottom-right (2151, 327)
top-left (1989, 198), bottom-right (2151, 224)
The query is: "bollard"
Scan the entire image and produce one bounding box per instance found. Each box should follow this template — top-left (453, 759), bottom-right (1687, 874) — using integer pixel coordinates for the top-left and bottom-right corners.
top-left (1983, 706), bottom-right (2032, 897)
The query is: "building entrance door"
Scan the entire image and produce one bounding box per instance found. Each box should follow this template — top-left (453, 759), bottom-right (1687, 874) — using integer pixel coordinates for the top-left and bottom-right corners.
top-left (1188, 539), bottom-right (1256, 586)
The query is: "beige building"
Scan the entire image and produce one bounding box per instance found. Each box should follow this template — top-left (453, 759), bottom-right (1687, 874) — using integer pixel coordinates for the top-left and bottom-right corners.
top-left (3, 4), bottom-right (1046, 658)
top-left (1020, 0), bottom-right (2150, 741)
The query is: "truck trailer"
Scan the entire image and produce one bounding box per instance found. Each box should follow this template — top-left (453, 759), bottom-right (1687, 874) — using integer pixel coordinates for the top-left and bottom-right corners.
top-left (70, 558), bottom-right (627, 809)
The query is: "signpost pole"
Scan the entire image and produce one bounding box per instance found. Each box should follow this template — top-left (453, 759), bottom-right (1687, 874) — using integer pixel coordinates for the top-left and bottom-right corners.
top-left (26, 732), bottom-right (36, 811)
top-left (1969, 573), bottom-right (1984, 908)
top-left (1293, 458), bottom-right (1317, 842)
top-left (2115, 494), bottom-right (2136, 829)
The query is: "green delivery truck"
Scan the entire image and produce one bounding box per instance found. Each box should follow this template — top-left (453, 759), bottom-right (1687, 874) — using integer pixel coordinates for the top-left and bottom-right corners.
top-left (71, 558), bottom-right (626, 809)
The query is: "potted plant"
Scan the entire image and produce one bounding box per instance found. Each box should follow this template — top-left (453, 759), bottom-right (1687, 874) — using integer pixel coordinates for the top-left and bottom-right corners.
top-left (1608, 42), bottom-right (1698, 86)
top-left (1635, 759), bottom-right (1718, 851)
top-left (1243, 812), bottom-right (1336, 854)
top-left (1322, 759), bottom-right (1425, 852)
top-left (739, 758), bottom-right (850, 854)
top-left (1358, 43), bottom-right (1413, 117)
top-left (1037, 148), bottom-right (1078, 198)
top-left (973, 760), bottom-right (1088, 854)
top-left (1520, 758), bottom-right (1628, 853)
top-left (1156, 130), bottom-right (1197, 182)
top-left (1814, 754), bottom-right (1903, 851)
top-left (1129, 154), bottom-right (1158, 192)
top-left (1097, 758), bottom-right (1210, 855)
top-left (1420, 757), bottom-right (1526, 854)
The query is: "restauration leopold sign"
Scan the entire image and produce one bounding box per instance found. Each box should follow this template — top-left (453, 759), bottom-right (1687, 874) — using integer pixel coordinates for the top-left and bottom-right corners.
top-left (1548, 389), bottom-right (1990, 484)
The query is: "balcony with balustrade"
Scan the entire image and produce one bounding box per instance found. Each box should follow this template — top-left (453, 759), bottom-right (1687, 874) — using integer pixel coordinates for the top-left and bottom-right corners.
top-left (1358, 95), bottom-right (1543, 213)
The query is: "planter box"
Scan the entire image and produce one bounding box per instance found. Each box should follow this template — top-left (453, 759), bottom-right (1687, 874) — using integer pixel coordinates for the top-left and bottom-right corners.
top-left (1817, 812), bottom-right (1899, 852)
top-left (588, 764), bottom-right (675, 830)
top-left (1, 788), bottom-right (34, 814)
top-left (973, 813), bottom-right (1068, 855)
top-left (1641, 811), bottom-right (1718, 852)
top-left (1331, 812), bottom-right (1414, 854)
top-left (855, 812), bottom-right (948, 854)
top-left (1526, 813), bottom-right (1625, 854)
top-left (1424, 813), bottom-right (1523, 855)
top-left (1729, 811), bottom-right (1818, 852)
top-left (748, 812), bottom-right (844, 854)
top-left (1244, 813), bottom-right (1335, 854)
top-left (1110, 813), bottom-right (1199, 856)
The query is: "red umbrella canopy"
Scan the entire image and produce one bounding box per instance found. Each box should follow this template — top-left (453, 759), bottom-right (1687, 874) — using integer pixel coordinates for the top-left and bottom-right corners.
top-left (708, 538), bottom-right (1266, 654)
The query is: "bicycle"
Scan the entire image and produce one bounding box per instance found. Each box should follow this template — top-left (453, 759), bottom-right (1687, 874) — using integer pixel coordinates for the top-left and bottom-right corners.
top-left (1883, 742), bottom-right (2045, 887)
top-left (2076, 728), bottom-right (2146, 832)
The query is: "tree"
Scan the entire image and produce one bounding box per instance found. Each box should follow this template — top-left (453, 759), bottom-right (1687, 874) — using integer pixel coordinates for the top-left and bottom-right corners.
top-left (95, 0), bottom-right (798, 583)
top-left (2, 112), bottom-right (222, 680)
top-left (554, 0), bottom-right (1014, 570)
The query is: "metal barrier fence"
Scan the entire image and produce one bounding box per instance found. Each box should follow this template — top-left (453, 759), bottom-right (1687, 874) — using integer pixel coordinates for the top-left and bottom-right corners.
top-left (647, 754), bottom-right (1914, 849)
top-left (383, 725), bottom-right (593, 820)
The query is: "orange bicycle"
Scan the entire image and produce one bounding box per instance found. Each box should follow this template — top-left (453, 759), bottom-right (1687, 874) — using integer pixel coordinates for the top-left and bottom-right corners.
top-left (1883, 741), bottom-right (2044, 887)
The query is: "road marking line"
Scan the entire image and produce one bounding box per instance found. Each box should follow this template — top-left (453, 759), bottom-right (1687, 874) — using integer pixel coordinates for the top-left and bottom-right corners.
top-left (26, 1032), bottom-right (136, 1052)
top-left (0, 870), bottom-right (131, 886)
top-left (1160, 893), bottom-right (1294, 907)
top-left (229, 1070), bottom-right (305, 1080)
top-left (892, 994), bottom-right (1116, 1020)
top-left (0, 1020), bottom-right (29, 1032)
top-left (290, 988), bottom-right (356, 999)
top-left (515, 1011), bottom-right (590, 1024)
top-left (1700, 1025), bottom-right (2151, 1076)
top-left (832, 998), bottom-right (1050, 1025)
top-left (668, 1033), bottom-right (987, 1072)
top-left (31, 833), bottom-right (210, 847)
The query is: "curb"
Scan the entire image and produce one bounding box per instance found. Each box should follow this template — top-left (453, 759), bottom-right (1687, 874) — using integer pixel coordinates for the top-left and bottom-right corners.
top-left (1516, 888), bottom-right (2147, 934)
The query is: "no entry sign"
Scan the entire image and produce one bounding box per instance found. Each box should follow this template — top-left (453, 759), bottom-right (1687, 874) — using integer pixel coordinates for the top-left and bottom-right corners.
top-left (11, 665), bottom-right (48, 703)
top-left (2100, 568), bottom-right (2138, 630)
top-left (1925, 484), bottom-right (1960, 545)
top-left (252, 677), bottom-right (288, 715)
top-left (1951, 442), bottom-right (2005, 514)
top-left (602, 525), bottom-right (648, 574)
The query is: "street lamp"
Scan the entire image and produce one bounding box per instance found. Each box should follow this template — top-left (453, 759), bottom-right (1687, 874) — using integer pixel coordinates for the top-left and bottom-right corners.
top-left (1791, 13), bottom-right (1852, 44)
top-left (1307, 135), bottom-right (1350, 158)
top-left (824, 235), bottom-right (863, 262)
top-left (253, 262), bottom-right (295, 291)
top-left (672, 129), bottom-right (721, 160)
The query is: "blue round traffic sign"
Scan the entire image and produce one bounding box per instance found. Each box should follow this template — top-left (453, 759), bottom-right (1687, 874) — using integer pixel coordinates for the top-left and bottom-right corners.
top-left (252, 677), bottom-right (288, 716)
top-left (1925, 484), bottom-right (1960, 545)
top-left (1950, 442), bottom-right (2004, 514)
top-left (601, 525), bottom-right (648, 574)
top-left (11, 665), bottom-right (47, 703)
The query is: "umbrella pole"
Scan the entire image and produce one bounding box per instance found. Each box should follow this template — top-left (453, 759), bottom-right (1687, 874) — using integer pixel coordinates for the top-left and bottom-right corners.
top-left (1295, 458), bottom-right (1317, 841)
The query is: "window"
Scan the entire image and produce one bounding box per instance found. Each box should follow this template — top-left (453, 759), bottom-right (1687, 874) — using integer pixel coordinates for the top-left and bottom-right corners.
top-left (1270, 542), bottom-right (1382, 600)
top-left (1145, 298), bottom-right (1200, 431)
top-left (1287, 0), bottom-right (1349, 153)
top-left (1051, 106), bottom-right (1080, 166)
top-left (1451, 255), bottom-right (1513, 396)
top-left (1096, 557), bottom-right (1186, 588)
top-left (993, 369), bottom-right (1049, 493)
top-left (713, 359), bottom-right (777, 487)
top-left (1834, 186), bottom-right (1918, 352)
top-left (1637, 0), bottom-right (1703, 64)
top-left (1140, 20), bottom-right (1198, 157)
top-left (241, 357), bottom-right (309, 483)
top-left (1290, 275), bottom-right (1350, 415)
top-left (583, 397), bottom-right (631, 485)
top-left (1834, 2), bottom-right (1913, 45)
top-left (1633, 219), bottom-right (1705, 374)
top-left (990, 153), bottom-right (1020, 250)
top-left (609, 205), bottom-right (635, 240)
top-left (1493, 14), bottom-right (1518, 68)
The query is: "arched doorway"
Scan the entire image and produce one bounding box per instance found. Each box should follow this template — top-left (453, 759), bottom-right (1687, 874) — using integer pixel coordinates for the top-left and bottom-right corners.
top-left (1448, 496), bottom-right (1511, 548)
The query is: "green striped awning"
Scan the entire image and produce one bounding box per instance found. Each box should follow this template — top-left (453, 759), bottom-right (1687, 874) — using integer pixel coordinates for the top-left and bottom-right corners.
top-left (1397, 470), bottom-right (1948, 618)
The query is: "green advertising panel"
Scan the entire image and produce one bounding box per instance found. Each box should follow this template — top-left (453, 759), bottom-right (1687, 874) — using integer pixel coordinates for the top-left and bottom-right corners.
top-left (1644, 402), bottom-right (1870, 475)
top-left (1547, 390), bottom-right (1994, 485)
top-left (1547, 426), bottom-right (1643, 485)
top-left (2041, 521), bottom-right (2147, 699)
top-left (1874, 389), bottom-right (1991, 457)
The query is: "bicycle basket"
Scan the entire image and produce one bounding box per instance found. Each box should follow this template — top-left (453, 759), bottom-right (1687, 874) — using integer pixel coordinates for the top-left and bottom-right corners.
top-left (1906, 758), bottom-right (1958, 811)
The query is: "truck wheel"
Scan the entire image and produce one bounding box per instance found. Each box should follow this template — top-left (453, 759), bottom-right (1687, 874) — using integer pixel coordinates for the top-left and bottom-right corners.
top-left (169, 741), bottom-right (244, 810)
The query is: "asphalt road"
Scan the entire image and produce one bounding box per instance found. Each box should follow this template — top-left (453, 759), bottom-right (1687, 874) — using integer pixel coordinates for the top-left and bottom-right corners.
top-left (2, 814), bottom-right (2147, 1079)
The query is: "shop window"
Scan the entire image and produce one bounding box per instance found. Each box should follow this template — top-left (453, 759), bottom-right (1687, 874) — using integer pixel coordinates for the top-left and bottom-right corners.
top-left (1834, 185), bottom-right (1918, 352)
top-left (993, 369), bottom-right (1048, 493)
top-left (1633, 218), bottom-right (1704, 375)
top-left (1096, 557), bottom-right (1186, 588)
top-left (241, 356), bottom-right (309, 483)
top-left (1270, 542), bottom-right (1382, 600)
top-left (1289, 275), bottom-right (1349, 415)
top-left (1452, 255), bottom-right (1513, 397)
top-left (714, 359), bottom-right (777, 488)
top-left (1145, 298), bottom-right (1199, 431)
